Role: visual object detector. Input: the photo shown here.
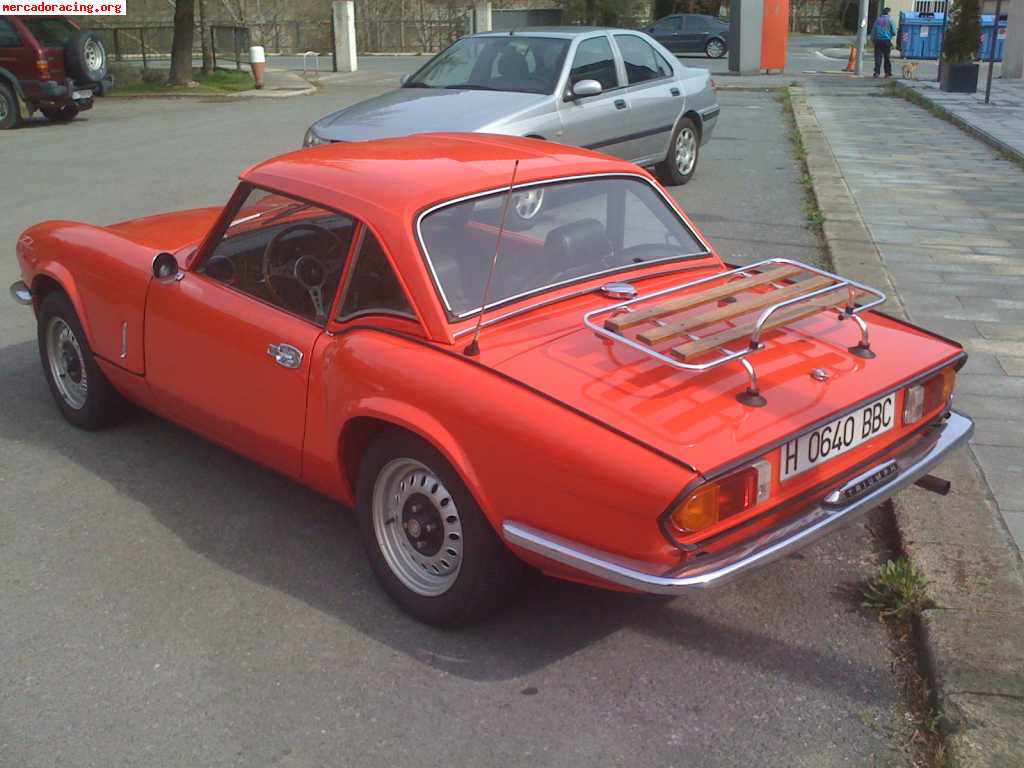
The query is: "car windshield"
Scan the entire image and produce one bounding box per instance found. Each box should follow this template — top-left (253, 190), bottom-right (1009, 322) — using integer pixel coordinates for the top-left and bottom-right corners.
top-left (23, 18), bottom-right (75, 47)
top-left (404, 36), bottom-right (570, 95)
top-left (419, 176), bottom-right (709, 318)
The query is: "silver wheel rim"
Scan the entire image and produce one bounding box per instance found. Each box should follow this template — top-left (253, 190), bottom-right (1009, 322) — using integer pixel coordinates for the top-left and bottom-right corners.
top-left (46, 317), bottom-right (88, 410)
top-left (707, 39), bottom-right (724, 58)
top-left (84, 39), bottom-right (104, 72)
top-left (675, 127), bottom-right (697, 176)
top-left (0, 93), bottom-right (8, 122)
top-left (513, 188), bottom-right (544, 220)
top-left (372, 458), bottom-right (464, 597)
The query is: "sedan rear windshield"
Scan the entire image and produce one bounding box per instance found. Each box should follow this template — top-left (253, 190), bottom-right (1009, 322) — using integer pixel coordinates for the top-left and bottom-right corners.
top-left (419, 176), bottom-right (709, 318)
top-left (404, 36), bottom-right (570, 95)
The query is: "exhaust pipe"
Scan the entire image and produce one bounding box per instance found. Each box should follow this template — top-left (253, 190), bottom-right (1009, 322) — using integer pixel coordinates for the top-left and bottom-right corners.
top-left (914, 474), bottom-right (951, 496)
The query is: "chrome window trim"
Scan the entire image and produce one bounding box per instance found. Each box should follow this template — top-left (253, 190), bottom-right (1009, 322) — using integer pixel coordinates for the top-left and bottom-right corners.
top-left (414, 171), bottom-right (713, 321)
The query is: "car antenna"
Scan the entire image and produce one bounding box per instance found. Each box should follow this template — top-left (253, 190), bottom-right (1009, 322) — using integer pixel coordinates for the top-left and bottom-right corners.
top-left (464, 159), bottom-right (520, 357)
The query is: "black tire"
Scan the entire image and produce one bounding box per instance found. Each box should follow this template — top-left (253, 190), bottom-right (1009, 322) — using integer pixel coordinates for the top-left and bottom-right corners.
top-left (705, 37), bottom-right (727, 59)
top-left (355, 431), bottom-right (522, 627)
top-left (37, 291), bottom-right (125, 430)
top-left (0, 83), bottom-right (19, 130)
top-left (65, 31), bottom-right (108, 84)
top-left (41, 104), bottom-right (79, 123)
top-left (655, 116), bottom-right (700, 187)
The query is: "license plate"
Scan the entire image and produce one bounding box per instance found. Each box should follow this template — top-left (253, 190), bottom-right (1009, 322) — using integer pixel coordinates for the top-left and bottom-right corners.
top-left (72, 90), bottom-right (93, 100)
top-left (780, 393), bottom-right (896, 481)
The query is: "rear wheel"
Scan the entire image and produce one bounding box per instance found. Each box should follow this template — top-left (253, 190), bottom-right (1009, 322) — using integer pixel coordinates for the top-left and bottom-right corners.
top-left (0, 83), bottom-right (19, 130)
top-left (41, 104), bottom-right (79, 123)
top-left (655, 117), bottom-right (700, 187)
top-left (356, 432), bottom-right (522, 626)
top-left (37, 291), bottom-right (124, 429)
top-left (705, 37), bottom-right (727, 59)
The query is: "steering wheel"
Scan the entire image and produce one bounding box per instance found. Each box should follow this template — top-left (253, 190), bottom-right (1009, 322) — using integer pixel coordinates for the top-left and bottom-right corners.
top-left (261, 222), bottom-right (343, 322)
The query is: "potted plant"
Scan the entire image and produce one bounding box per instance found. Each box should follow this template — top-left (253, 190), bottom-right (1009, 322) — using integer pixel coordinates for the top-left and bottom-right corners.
top-left (940, 0), bottom-right (981, 92)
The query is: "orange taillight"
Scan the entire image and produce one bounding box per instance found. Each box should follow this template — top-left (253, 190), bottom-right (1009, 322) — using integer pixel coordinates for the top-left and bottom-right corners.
top-left (903, 367), bottom-right (956, 426)
top-left (669, 461), bottom-right (771, 535)
top-left (36, 58), bottom-right (50, 79)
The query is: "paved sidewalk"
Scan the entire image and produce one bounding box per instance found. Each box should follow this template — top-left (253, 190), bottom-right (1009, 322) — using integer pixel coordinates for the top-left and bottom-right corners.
top-left (903, 78), bottom-right (1024, 161)
top-left (795, 83), bottom-right (1024, 766)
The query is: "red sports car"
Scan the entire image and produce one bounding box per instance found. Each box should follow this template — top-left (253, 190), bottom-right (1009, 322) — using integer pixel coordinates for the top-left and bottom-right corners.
top-left (11, 135), bottom-right (972, 626)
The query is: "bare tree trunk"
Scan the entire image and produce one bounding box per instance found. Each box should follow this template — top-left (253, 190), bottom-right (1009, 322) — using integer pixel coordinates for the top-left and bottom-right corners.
top-left (169, 0), bottom-right (196, 85)
top-left (586, 0), bottom-right (597, 25)
top-left (198, 0), bottom-right (212, 74)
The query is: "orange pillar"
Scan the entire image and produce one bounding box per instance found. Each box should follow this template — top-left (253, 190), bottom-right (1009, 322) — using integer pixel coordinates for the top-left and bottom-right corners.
top-left (761, 0), bottom-right (789, 72)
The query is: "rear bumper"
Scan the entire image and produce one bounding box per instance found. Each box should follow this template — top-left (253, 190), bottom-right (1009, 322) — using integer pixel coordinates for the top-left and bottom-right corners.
top-left (697, 104), bottom-right (719, 144)
top-left (503, 410), bottom-right (973, 593)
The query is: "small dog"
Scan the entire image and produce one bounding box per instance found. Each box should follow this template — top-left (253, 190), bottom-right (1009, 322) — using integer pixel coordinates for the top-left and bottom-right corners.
top-left (902, 60), bottom-right (919, 80)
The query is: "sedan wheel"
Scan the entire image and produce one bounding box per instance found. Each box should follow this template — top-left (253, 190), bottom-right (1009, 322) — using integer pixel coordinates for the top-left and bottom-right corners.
top-left (356, 432), bottom-right (522, 626)
top-left (705, 38), bottom-right (727, 58)
top-left (674, 127), bottom-right (698, 177)
top-left (655, 116), bottom-right (701, 187)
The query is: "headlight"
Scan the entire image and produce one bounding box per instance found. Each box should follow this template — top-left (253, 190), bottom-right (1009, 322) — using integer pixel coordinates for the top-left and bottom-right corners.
top-left (303, 127), bottom-right (326, 148)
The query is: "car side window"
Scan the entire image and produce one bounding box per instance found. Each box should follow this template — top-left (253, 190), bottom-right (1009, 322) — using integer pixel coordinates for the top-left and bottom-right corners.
top-left (615, 35), bottom-right (674, 84)
top-left (0, 19), bottom-right (22, 47)
top-left (203, 187), bottom-right (355, 326)
top-left (337, 229), bottom-right (415, 322)
top-left (653, 16), bottom-right (681, 34)
top-left (569, 36), bottom-right (618, 91)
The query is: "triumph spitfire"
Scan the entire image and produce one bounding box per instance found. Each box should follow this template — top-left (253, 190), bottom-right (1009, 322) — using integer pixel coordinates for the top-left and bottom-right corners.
top-left (11, 135), bottom-right (972, 626)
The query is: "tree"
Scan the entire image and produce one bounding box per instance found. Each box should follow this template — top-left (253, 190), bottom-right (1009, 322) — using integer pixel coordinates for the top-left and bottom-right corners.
top-left (197, 0), bottom-right (212, 75)
top-left (168, 0), bottom-right (195, 85)
top-left (941, 0), bottom-right (981, 63)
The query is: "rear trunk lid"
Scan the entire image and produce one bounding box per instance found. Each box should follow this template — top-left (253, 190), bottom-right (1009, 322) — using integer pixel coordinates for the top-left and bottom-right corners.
top-left (479, 272), bottom-right (962, 475)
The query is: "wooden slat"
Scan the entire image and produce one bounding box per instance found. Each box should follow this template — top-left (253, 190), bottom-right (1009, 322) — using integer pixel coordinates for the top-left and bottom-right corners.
top-left (605, 265), bottom-right (804, 333)
top-left (671, 288), bottom-right (869, 361)
top-left (637, 275), bottom-right (836, 345)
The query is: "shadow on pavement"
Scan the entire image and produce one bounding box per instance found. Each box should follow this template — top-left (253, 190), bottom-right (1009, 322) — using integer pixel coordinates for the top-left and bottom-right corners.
top-left (0, 337), bottom-right (922, 700)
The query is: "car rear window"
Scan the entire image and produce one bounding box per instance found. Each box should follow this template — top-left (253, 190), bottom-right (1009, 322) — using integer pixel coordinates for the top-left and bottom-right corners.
top-left (0, 19), bottom-right (22, 47)
top-left (418, 175), bottom-right (709, 319)
top-left (23, 18), bottom-right (76, 47)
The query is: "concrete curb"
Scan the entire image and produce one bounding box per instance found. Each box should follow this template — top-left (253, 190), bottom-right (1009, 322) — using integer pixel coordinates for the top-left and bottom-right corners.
top-left (893, 81), bottom-right (1024, 166)
top-left (791, 87), bottom-right (1024, 767)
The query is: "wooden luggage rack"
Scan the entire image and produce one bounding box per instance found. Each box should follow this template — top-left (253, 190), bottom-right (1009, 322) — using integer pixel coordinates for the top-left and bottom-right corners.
top-left (583, 258), bottom-right (886, 406)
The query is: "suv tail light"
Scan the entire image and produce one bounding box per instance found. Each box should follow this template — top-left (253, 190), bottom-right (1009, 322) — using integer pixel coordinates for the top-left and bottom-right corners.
top-left (903, 368), bottom-right (955, 426)
top-left (669, 460), bottom-right (771, 536)
top-left (36, 57), bottom-right (50, 79)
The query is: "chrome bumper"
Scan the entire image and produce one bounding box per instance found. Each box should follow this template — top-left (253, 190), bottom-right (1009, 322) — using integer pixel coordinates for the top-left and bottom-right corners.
top-left (9, 281), bottom-right (32, 306)
top-left (503, 411), bottom-right (973, 594)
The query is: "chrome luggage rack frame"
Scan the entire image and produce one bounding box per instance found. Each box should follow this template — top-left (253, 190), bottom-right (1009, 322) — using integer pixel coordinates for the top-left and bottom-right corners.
top-left (582, 258), bottom-right (887, 407)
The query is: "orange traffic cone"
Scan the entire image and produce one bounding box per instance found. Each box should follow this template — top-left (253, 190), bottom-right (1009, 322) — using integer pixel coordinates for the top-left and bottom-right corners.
top-left (844, 45), bottom-right (857, 72)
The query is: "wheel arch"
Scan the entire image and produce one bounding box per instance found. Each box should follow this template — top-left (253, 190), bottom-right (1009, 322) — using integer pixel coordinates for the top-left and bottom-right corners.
top-left (31, 268), bottom-right (95, 345)
top-left (339, 403), bottom-right (492, 525)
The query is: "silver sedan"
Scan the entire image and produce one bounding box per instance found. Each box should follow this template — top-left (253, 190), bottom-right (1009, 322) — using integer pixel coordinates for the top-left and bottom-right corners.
top-left (303, 28), bottom-right (719, 186)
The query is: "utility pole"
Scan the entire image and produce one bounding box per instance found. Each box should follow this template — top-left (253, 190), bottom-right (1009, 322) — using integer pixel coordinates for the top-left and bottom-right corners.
top-left (855, 0), bottom-right (869, 76)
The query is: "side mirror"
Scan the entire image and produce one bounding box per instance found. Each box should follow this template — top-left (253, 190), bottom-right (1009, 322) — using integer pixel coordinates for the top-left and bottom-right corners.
top-left (152, 251), bottom-right (179, 279)
top-left (571, 79), bottom-right (603, 99)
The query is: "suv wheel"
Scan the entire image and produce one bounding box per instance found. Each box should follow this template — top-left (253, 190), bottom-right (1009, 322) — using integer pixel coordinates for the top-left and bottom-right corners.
top-left (0, 83), bottom-right (19, 130)
top-left (42, 104), bottom-right (79, 123)
top-left (65, 31), bottom-right (108, 84)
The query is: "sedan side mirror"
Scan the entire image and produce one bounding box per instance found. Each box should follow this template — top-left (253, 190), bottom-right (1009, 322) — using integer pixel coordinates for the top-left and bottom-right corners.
top-left (153, 251), bottom-right (179, 279)
top-left (571, 79), bottom-right (603, 99)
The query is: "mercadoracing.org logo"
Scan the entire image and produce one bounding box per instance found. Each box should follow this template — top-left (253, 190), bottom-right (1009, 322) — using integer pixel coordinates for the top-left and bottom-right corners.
top-left (3, 1), bottom-right (125, 13)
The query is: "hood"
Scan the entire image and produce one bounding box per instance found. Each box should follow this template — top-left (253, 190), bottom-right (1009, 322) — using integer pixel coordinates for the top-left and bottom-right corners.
top-left (106, 207), bottom-right (222, 251)
top-left (473, 277), bottom-right (961, 474)
top-left (312, 88), bottom-right (552, 142)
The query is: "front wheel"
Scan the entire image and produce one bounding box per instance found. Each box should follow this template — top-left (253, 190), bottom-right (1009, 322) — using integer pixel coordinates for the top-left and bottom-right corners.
top-left (655, 117), bottom-right (700, 187)
top-left (705, 37), bottom-right (727, 59)
top-left (41, 104), bottom-right (79, 123)
top-left (356, 432), bottom-right (522, 626)
top-left (37, 291), bottom-right (125, 429)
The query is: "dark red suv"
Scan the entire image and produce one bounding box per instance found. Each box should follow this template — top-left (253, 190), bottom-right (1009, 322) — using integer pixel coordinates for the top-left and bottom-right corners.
top-left (0, 16), bottom-right (113, 129)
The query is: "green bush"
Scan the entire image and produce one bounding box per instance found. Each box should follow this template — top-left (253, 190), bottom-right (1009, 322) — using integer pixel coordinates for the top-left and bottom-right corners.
top-left (942, 0), bottom-right (981, 63)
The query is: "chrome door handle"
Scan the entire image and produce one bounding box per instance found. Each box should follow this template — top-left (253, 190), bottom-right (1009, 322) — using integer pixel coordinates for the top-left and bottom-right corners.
top-left (267, 343), bottom-right (303, 369)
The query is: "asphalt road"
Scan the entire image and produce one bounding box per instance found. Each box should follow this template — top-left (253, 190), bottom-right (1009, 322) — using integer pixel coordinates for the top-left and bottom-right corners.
top-left (2, 74), bottom-right (907, 767)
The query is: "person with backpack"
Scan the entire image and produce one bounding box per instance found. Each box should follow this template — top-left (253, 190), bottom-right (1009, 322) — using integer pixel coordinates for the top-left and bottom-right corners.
top-left (872, 7), bottom-right (897, 78)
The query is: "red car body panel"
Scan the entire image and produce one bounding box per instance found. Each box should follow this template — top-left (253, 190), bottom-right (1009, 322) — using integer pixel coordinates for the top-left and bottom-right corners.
top-left (13, 134), bottom-right (967, 590)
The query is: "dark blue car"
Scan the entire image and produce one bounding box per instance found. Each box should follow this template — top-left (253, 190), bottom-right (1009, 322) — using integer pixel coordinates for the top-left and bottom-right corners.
top-left (643, 14), bottom-right (730, 59)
